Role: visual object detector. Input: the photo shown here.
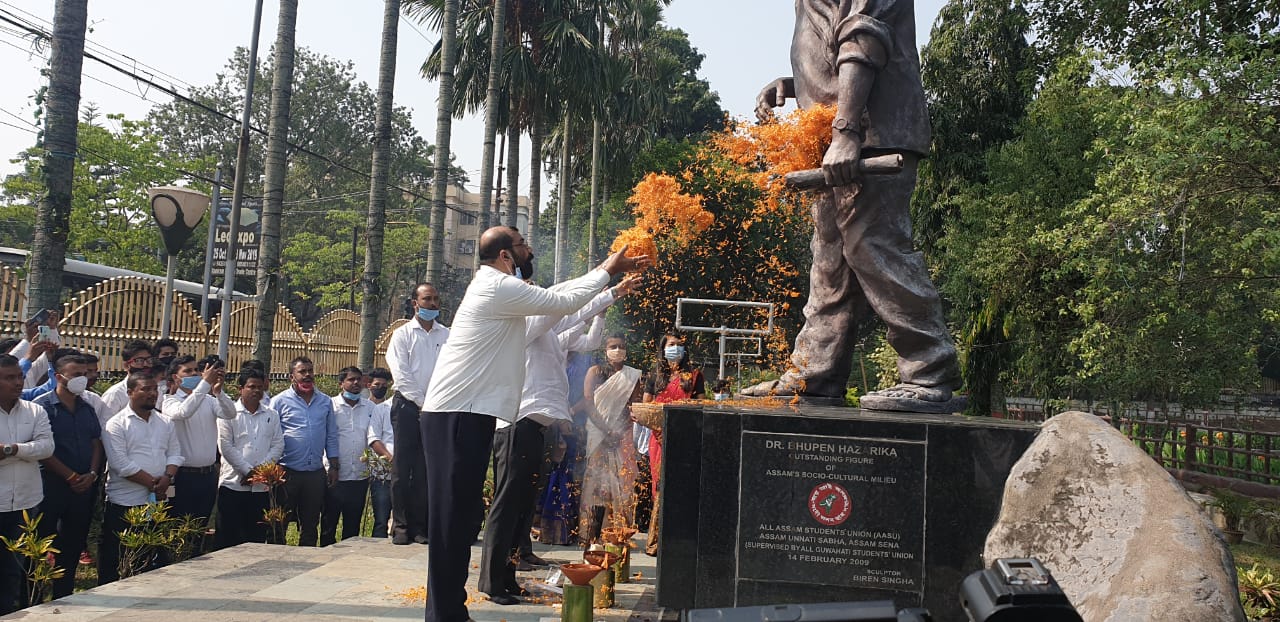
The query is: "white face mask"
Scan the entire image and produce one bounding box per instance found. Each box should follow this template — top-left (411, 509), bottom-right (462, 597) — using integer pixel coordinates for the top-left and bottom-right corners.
top-left (606, 348), bottom-right (627, 363)
top-left (65, 375), bottom-right (89, 395)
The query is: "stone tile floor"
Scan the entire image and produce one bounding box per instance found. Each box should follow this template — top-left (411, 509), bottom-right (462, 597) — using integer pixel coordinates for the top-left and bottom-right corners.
top-left (1, 538), bottom-right (659, 622)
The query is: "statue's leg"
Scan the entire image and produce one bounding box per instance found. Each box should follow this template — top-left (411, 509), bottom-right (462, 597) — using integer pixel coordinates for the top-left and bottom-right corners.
top-left (842, 155), bottom-right (961, 393)
top-left (776, 190), bottom-right (865, 398)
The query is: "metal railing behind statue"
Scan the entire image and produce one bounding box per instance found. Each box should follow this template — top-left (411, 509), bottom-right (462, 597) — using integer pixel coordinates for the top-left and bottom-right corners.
top-left (675, 297), bottom-right (775, 384)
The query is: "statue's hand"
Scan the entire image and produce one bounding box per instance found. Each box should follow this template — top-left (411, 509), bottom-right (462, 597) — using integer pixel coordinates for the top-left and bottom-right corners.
top-left (755, 77), bottom-right (795, 123)
top-left (822, 131), bottom-right (862, 187)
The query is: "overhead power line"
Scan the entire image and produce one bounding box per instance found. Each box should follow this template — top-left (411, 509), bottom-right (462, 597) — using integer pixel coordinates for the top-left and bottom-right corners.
top-left (0, 9), bottom-right (469, 217)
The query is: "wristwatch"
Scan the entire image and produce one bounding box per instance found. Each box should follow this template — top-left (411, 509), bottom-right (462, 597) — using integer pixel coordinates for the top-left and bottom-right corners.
top-left (832, 117), bottom-right (861, 134)
top-left (2, 445), bottom-right (15, 457)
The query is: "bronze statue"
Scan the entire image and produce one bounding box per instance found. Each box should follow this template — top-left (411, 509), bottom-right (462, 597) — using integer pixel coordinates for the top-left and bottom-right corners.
top-left (741, 0), bottom-right (965, 413)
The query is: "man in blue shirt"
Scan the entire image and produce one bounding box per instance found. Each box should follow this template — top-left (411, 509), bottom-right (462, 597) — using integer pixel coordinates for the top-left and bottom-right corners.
top-left (273, 356), bottom-right (339, 547)
top-left (31, 354), bottom-right (102, 598)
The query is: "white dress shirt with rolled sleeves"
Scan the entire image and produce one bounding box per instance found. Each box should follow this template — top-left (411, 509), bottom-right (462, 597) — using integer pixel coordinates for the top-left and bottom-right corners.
top-left (161, 380), bottom-right (236, 468)
top-left (514, 291), bottom-right (615, 428)
top-left (0, 399), bottom-right (55, 512)
top-left (330, 395), bottom-right (375, 481)
top-left (367, 401), bottom-right (394, 456)
top-left (423, 266), bottom-right (612, 421)
top-left (385, 319), bottom-right (450, 408)
top-left (103, 408), bottom-right (184, 507)
top-left (218, 400), bottom-right (285, 493)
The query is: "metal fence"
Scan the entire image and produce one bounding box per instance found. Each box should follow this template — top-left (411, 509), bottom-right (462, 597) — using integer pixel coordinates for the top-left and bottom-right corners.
top-left (1119, 418), bottom-right (1280, 488)
top-left (1, 267), bottom-right (401, 375)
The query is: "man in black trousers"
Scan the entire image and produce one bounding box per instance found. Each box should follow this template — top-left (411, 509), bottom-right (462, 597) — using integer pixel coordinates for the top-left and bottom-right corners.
top-left (385, 283), bottom-right (449, 544)
top-left (31, 353), bottom-right (101, 599)
top-left (420, 227), bottom-right (649, 622)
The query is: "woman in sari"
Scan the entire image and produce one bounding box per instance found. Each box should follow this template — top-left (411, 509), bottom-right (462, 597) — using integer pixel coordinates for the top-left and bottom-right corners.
top-left (579, 336), bottom-right (644, 538)
top-left (639, 332), bottom-right (704, 555)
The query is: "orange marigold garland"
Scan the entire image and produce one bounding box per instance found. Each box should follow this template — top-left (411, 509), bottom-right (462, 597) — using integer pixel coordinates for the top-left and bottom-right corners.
top-left (713, 103), bottom-right (835, 218)
top-left (610, 172), bottom-right (713, 265)
top-left (608, 107), bottom-right (834, 371)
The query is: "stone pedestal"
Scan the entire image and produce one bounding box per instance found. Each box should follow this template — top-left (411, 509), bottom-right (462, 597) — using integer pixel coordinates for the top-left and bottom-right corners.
top-left (655, 404), bottom-right (1038, 622)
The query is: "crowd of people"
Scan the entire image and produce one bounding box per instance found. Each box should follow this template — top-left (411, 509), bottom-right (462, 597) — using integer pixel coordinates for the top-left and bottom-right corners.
top-left (0, 318), bottom-right (404, 612)
top-left (0, 226), bottom-right (703, 621)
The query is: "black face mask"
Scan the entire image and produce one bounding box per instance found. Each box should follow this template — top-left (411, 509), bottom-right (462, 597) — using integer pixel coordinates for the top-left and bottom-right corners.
top-left (518, 252), bottom-right (535, 280)
top-left (371, 386), bottom-right (388, 400)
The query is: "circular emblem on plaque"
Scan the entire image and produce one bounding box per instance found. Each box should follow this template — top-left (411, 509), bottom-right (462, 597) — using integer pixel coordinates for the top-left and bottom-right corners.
top-left (808, 482), bottom-right (852, 526)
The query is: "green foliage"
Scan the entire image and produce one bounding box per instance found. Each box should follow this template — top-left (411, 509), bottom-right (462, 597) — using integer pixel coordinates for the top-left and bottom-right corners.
top-left (1238, 563), bottom-right (1280, 619)
top-left (1, 113), bottom-right (212, 275)
top-left (604, 139), bottom-right (811, 369)
top-left (146, 46), bottom-right (461, 326)
top-left (1208, 488), bottom-right (1255, 530)
top-left (914, 0), bottom-right (1280, 410)
top-left (1245, 500), bottom-right (1280, 548)
top-left (0, 510), bottom-right (64, 605)
top-left (117, 501), bottom-right (205, 579)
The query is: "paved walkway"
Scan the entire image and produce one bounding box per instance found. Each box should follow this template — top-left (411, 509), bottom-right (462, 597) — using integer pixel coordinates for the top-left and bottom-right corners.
top-left (1, 538), bottom-right (658, 621)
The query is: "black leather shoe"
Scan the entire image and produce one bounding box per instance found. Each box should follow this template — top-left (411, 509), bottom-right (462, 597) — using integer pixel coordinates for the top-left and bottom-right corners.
top-left (489, 593), bottom-right (520, 606)
top-left (392, 533), bottom-right (412, 545)
top-left (516, 559), bottom-right (534, 572)
top-left (413, 534), bottom-right (429, 544)
top-left (521, 554), bottom-right (550, 567)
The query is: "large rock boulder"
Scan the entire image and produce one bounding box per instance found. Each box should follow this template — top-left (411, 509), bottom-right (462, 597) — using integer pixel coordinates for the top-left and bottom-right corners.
top-left (984, 411), bottom-right (1244, 622)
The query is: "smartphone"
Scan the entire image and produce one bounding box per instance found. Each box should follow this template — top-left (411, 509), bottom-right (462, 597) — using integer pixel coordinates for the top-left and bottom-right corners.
top-left (36, 326), bottom-right (52, 343)
top-left (26, 308), bottom-right (50, 327)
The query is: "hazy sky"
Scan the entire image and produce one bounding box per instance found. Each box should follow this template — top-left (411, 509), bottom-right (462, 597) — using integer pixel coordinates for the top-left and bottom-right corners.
top-left (0, 0), bottom-right (947, 199)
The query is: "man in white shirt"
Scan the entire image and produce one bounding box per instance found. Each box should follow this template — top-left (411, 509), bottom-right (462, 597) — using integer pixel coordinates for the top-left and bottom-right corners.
top-left (365, 368), bottom-right (394, 539)
top-left (480, 279), bottom-right (634, 603)
top-left (216, 365), bottom-right (284, 549)
top-left (320, 367), bottom-right (376, 545)
top-left (161, 355), bottom-right (236, 524)
top-left (0, 354), bottom-right (54, 614)
top-left (99, 340), bottom-right (155, 416)
top-left (385, 283), bottom-right (449, 545)
top-left (419, 226), bottom-right (649, 622)
top-left (99, 373), bottom-right (183, 585)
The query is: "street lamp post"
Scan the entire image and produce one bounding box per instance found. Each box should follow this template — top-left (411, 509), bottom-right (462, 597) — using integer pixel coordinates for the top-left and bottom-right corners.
top-left (148, 186), bottom-right (210, 339)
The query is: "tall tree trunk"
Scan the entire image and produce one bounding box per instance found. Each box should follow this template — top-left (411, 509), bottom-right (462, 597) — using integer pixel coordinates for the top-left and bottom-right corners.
top-left (528, 114), bottom-right (542, 251)
top-left (359, 0), bottom-right (400, 371)
top-left (426, 0), bottom-right (460, 286)
top-left (554, 113), bottom-right (571, 282)
top-left (26, 0), bottom-right (88, 313)
top-left (504, 120), bottom-right (520, 228)
top-left (252, 0), bottom-right (299, 368)
top-left (474, 0), bottom-right (507, 265)
top-left (588, 116), bottom-right (601, 265)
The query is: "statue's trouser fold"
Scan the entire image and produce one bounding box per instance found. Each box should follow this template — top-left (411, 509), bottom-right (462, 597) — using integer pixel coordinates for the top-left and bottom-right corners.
top-left (784, 155), bottom-right (961, 398)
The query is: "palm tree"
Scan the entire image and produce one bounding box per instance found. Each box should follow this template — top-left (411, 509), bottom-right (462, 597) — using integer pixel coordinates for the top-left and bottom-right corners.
top-left (27, 0), bottom-right (89, 312)
top-left (252, 0), bottom-right (300, 368)
top-left (359, 0), bottom-right (402, 370)
top-left (586, 0), bottom-right (667, 264)
top-left (476, 0), bottom-right (508, 266)
top-left (424, 0), bottom-right (461, 286)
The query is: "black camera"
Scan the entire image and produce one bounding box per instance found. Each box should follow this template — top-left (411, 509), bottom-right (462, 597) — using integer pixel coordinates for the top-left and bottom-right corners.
top-left (959, 558), bottom-right (1081, 622)
top-left (684, 558), bottom-right (1080, 622)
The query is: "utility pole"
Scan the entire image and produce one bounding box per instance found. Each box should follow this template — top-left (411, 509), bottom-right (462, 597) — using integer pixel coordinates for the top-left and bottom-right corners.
top-left (351, 225), bottom-right (358, 309)
top-left (217, 0), bottom-right (265, 362)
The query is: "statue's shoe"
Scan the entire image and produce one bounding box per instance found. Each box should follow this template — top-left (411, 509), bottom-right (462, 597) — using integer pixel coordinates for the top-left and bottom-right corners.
top-left (738, 379), bottom-right (845, 406)
top-left (859, 384), bottom-right (967, 414)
